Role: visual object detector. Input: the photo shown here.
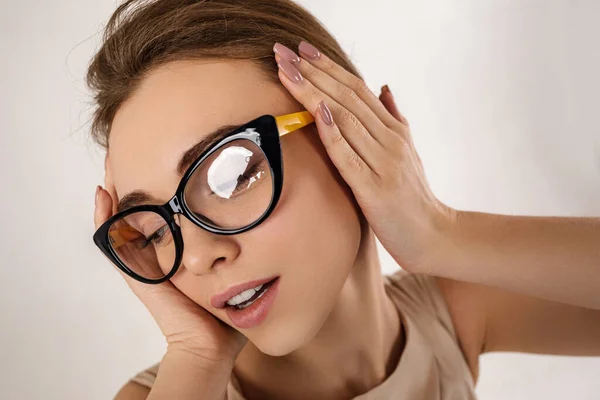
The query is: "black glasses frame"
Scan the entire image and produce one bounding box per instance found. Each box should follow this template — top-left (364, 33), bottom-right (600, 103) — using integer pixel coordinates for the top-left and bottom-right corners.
top-left (93, 114), bottom-right (286, 284)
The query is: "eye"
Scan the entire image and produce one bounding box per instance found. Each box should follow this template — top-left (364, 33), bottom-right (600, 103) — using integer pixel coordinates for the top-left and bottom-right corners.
top-left (237, 162), bottom-right (261, 185)
top-left (135, 225), bottom-right (171, 249)
top-left (209, 161), bottom-right (266, 198)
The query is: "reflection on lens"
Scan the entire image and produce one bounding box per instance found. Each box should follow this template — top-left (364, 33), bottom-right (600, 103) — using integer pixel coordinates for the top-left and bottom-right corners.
top-left (108, 211), bottom-right (176, 280)
top-left (184, 138), bottom-right (273, 229)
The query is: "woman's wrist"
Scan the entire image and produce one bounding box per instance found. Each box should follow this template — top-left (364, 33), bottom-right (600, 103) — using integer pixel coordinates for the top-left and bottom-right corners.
top-left (423, 208), bottom-right (500, 278)
top-left (147, 348), bottom-right (236, 400)
top-left (410, 203), bottom-right (461, 276)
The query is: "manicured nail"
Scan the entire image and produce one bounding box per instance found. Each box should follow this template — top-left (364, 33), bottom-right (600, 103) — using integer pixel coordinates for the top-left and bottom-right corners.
top-left (95, 185), bottom-right (101, 206)
top-left (382, 84), bottom-right (392, 95)
top-left (317, 101), bottom-right (334, 126)
top-left (273, 42), bottom-right (300, 64)
top-left (299, 41), bottom-right (321, 60)
top-left (277, 58), bottom-right (303, 83)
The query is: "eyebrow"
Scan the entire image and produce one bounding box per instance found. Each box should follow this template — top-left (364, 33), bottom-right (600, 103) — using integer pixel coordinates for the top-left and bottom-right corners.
top-left (116, 122), bottom-right (246, 213)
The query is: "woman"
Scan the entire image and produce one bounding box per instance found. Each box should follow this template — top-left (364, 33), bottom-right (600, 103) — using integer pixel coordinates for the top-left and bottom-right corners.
top-left (88, 0), bottom-right (600, 399)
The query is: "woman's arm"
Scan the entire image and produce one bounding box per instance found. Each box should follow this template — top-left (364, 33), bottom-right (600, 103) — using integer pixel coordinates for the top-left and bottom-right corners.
top-left (114, 381), bottom-right (150, 400)
top-left (430, 211), bottom-right (600, 310)
top-left (113, 351), bottom-right (232, 400)
top-left (429, 211), bottom-right (600, 372)
top-left (146, 350), bottom-right (234, 400)
top-left (435, 276), bottom-right (600, 382)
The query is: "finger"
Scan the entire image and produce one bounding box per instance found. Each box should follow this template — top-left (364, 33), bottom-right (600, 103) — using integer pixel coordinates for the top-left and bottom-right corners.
top-left (104, 154), bottom-right (119, 214)
top-left (313, 99), bottom-right (379, 186)
top-left (378, 86), bottom-right (416, 146)
top-left (94, 185), bottom-right (148, 289)
top-left (379, 87), bottom-right (424, 169)
top-left (379, 85), bottom-right (408, 125)
top-left (94, 186), bottom-right (113, 230)
top-left (94, 183), bottom-right (170, 292)
top-left (275, 47), bottom-right (391, 148)
top-left (275, 57), bottom-right (386, 174)
top-left (297, 40), bottom-right (402, 131)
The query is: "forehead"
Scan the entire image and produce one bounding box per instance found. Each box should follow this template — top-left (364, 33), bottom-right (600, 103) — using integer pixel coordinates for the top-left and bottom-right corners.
top-left (108, 59), bottom-right (293, 199)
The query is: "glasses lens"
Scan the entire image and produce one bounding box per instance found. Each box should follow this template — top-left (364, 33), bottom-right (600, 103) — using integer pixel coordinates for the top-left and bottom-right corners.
top-left (183, 138), bottom-right (274, 229)
top-left (107, 211), bottom-right (176, 280)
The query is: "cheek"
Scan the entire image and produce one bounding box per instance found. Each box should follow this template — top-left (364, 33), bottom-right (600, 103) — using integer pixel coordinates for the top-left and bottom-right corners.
top-left (242, 146), bottom-right (362, 353)
top-left (166, 137), bottom-right (363, 353)
top-left (251, 138), bottom-right (361, 272)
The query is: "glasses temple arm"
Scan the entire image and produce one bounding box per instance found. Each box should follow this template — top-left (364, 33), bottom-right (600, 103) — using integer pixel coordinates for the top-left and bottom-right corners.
top-left (275, 111), bottom-right (314, 137)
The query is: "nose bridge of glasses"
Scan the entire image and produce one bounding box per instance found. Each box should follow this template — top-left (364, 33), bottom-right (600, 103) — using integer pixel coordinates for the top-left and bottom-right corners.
top-left (168, 195), bottom-right (183, 214)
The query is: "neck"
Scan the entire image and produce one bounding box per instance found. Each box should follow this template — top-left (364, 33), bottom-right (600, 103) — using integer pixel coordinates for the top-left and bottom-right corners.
top-left (233, 225), bottom-right (404, 400)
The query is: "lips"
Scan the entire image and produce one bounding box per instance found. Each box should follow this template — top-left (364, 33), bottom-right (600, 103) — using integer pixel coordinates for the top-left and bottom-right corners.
top-left (211, 275), bottom-right (279, 309)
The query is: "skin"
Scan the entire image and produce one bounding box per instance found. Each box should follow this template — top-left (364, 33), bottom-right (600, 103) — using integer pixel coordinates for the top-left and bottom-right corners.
top-left (106, 59), bottom-right (403, 399)
top-left (99, 42), bottom-right (600, 399)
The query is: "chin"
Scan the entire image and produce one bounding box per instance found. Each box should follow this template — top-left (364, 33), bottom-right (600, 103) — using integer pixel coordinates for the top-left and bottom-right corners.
top-left (246, 312), bottom-right (327, 357)
top-left (252, 339), bottom-right (296, 357)
top-left (249, 331), bottom-right (309, 357)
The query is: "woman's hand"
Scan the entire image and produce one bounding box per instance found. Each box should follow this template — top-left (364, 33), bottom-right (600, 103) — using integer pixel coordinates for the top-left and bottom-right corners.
top-left (273, 42), bottom-right (600, 312)
top-left (94, 183), bottom-right (247, 363)
top-left (273, 42), bottom-right (456, 272)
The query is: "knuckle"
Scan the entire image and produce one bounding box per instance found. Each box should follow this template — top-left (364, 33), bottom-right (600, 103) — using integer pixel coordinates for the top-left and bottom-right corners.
top-left (340, 84), bottom-right (361, 106)
top-left (321, 57), bottom-right (335, 71)
top-left (347, 149), bottom-right (364, 171)
top-left (396, 138), bottom-right (412, 158)
top-left (307, 85), bottom-right (321, 102)
top-left (302, 63), bottom-right (317, 79)
top-left (341, 108), bottom-right (362, 130)
top-left (390, 118), bottom-right (406, 132)
top-left (330, 129), bottom-right (345, 145)
top-left (387, 135), bottom-right (404, 155)
top-left (352, 77), bottom-right (371, 97)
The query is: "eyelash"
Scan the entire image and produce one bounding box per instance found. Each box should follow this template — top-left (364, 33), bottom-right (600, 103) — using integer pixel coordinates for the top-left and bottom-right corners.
top-left (208, 162), bottom-right (263, 198)
top-left (137, 225), bottom-right (170, 249)
top-left (238, 163), bottom-right (260, 185)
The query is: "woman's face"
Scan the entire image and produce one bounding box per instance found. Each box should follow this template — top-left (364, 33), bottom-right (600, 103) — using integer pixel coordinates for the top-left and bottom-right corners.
top-left (108, 59), bottom-right (363, 356)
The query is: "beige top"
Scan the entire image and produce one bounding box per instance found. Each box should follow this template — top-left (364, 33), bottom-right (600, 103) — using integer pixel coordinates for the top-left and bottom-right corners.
top-left (131, 270), bottom-right (477, 399)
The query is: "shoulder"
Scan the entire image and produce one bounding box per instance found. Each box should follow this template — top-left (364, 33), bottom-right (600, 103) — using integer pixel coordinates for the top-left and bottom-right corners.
top-left (384, 270), bottom-right (482, 383)
top-left (113, 380), bottom-right (151, 400)
top-left (113, 362), bottom-right (158, 399)
top-left (384, 269), bottom-right (449, 322)
top-left (432, 276), bottom-right (486, 383)
top-left (116, 362), bottom-right (241, 400)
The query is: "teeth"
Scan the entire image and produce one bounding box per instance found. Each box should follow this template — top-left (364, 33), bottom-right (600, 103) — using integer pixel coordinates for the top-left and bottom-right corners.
top-left (226, 284), bottom-right (263, 306)
top-left (236, 288), bottom-right (267, 309)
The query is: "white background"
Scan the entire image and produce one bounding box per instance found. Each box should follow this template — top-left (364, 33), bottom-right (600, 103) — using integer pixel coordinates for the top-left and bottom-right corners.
top-left (1, 0), bottom-right (599, 399)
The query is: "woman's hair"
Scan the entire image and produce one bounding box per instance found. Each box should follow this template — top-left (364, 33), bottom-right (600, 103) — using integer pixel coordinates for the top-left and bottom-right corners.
top-left (86, 0), bottom-right (362, 149)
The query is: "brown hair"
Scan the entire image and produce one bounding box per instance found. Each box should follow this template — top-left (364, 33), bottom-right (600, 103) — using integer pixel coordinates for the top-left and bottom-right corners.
top-left (86, 0), bottom-right (362, 149)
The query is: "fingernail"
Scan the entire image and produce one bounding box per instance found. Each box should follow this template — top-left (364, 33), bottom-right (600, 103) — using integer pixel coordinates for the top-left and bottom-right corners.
top-left (317, 101), bottom-right (334, 126)
top-left (95, 185), bottom-right (101, 206)
top-left (382, 84), bottom-right (392, 95)
top-left (299, 41), bottom-right (321, 60)
top-left (277, 58), bottom-right (303, 83)
top-left (273, 42), bottom-right (300, 64)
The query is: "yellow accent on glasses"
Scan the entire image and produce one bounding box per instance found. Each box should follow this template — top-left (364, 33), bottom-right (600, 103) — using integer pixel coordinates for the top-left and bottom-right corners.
top-left (108, 111), bottom-right (314, 249)
top-left (276, 111), bottom-right (314, 136)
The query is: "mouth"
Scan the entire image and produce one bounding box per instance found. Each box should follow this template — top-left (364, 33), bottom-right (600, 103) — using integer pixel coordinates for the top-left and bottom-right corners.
top-left (211, 276), bottom-right (280, 330)
top-left (210, 275), bottom-right (279, 309)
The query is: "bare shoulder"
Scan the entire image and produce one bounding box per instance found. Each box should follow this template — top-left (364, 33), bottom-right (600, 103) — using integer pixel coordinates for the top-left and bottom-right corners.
top-left (114, 380), bottom-right (151, 400)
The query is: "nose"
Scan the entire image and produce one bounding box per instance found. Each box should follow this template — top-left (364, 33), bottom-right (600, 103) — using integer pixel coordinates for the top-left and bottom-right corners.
top-left (177, 217), bottom-right (241, 276)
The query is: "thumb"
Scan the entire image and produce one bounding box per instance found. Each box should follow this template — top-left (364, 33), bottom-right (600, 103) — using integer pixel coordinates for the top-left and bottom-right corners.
top-left (379, 85), bottom-right (408, 126)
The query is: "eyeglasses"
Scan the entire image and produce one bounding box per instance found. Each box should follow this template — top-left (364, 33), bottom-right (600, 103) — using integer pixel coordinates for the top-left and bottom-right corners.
top-left (93, 111), bottom-right (314, 284)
